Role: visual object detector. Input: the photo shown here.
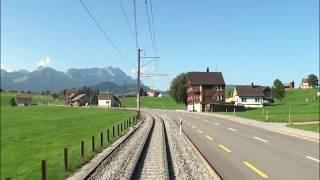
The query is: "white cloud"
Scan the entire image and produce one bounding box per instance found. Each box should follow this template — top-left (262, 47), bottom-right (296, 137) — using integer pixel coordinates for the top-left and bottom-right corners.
top-left (1, 63), bottom-right (13, 72)
top-left (37, 57), bottom-right (51, 67)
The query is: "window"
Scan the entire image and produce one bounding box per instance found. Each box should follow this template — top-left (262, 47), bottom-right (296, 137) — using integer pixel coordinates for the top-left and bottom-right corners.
top-left (242, 98), bottom-right (247, 102)
top-left (255, 98), bottom-right (260, 102)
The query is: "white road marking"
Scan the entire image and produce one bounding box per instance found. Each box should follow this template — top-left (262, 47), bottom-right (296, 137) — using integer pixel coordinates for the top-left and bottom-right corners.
top-left (239, 121), bottom-right (246, 124)
top-left (214, 122), bottom-right (220, 126)
top-left (306, 156), bottom-right (320, 163)
top-left (204, 119), bottom-right (209, 122)
top-left (228, 128), bottom-right (237, 132)
top-left (253, 137), bottom-right (269, 143)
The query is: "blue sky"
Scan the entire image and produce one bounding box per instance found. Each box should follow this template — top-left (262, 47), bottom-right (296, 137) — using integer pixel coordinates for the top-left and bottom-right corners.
top-left (1, 0), bottom-right (319, 90)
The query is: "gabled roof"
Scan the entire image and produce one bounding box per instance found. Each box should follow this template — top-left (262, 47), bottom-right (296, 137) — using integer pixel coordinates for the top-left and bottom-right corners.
top-left (16, 93), bottom-right (32, 99)
top-left (235, 85), bottom-right (264, 97)
top-left (71, 94), bottom-right (86, 102)
top-left (186, 72), bottom-right (225, 85)
top-left (98, 92), bottom-right (114, 100)
top-left (68, 92), bottom-right (77, 99)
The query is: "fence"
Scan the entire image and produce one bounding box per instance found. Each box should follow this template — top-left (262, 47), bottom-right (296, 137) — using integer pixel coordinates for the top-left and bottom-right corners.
top-left (4, 114), bottom-right (139, 180)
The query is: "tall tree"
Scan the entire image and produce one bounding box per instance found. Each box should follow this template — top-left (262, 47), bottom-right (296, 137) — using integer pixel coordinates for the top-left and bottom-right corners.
top-left (169, 73), bottom-right (187, 105)
top-left (307, 74), bottom-right (319, 88)
top-left (272, 79), bottom-right (285, 102)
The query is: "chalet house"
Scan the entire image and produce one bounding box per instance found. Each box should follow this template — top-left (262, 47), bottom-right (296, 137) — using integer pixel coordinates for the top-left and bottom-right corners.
top-left (284, 81), bottom-right (294, 91)
top-left (147, 89), bottom-right (160, 97)
top-left (16, 93), bottom-right (32, 106)
top-left (64, 88), bottom-right (80, 105)
top-left (300, 78), bottom-right (311, 89)
top-left (186, 68), bottom-right (225, 112)
top-left (98, 92), bottom-right (121, 108)
top-left (233, 83), bottom-right (264, 108)
top-left (70, 94), bottom-right (89, 106)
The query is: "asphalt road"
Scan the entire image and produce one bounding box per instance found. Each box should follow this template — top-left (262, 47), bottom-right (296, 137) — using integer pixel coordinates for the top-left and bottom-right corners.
top-left (147, 109), bottom-right (319, 180)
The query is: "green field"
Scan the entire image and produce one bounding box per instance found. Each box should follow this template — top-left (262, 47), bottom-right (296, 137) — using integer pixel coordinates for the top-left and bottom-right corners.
top-left (120, 96), bottom-right (186, 110)
top-left (287, 124), bottom-right (320, 133)
top-left (1, 93), bottom-right (136, 179)
top-left (218, 89), bottom-right (319, 122)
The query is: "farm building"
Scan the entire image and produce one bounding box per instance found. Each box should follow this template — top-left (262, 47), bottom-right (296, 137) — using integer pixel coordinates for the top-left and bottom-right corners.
top-left (70, 94), bottom-right (89, 106)
top-left (16, 93), bottom-right (32, 106)
top-left (300, 78), bottom-right (312, 89)
top-left (233, 83), bottom-right (264, 108)
top-left (147, 89), bottom-right (160, 97)
top-left (98, 92), bottom-right (121, 108)
top-left (186, 68), bottom-right (225, 112)
top-left (283, 81), bottom-right (294, 91)
top-left (64, 88), bottom-right (80, 105)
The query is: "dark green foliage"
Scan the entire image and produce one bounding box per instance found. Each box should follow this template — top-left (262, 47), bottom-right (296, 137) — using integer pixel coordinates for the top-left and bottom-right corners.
top-left (51, 92), bottom-right (58, 99)
top-left (272, 79), bottom-right (285, 101)
top-left (307, 74), bottom-right (319, 88)
top-left (169, 73), bottom-right (187, 105)
top-left (9, 97), bottom-right (17, 106)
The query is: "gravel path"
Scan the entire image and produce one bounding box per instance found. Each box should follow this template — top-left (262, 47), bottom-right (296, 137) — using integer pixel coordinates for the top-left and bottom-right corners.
top-left (86, 116), bottom-right (154, 180)
top-left (134, 115), bottom-right (169, 179)
top-left (161, 114), bottom-right (217, 179)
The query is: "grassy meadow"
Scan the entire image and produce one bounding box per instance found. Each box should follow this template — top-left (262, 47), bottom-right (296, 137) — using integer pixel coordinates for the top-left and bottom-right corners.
top-left (1, 92), bottom-right (136, 179)
top-left (218, 89), bottom-right (319, 122)
top-left (120, 96), bottom-right (185, 110)
top-left (287, 124), bottom-right (320, 133)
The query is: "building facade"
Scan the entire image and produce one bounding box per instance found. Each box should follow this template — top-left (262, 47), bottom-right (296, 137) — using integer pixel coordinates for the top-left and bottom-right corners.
top-left (16, 93), bottom-right (32, 106)
top-left (233, 85), bottom-right (264, 108)
top-left (186, 69), bottom-right (225, 112)
top-left (98, 92), bottom-right (121, 108)
top-left (300, 79), bottom-right (311, 89)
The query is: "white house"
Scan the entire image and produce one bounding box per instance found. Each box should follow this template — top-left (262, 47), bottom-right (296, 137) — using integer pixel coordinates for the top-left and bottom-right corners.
top-left (98, 92), bottom-right (120, 108)
top-left (233, 85), bottom-right (264, 108)
top-left (300, 78), bottom-right (312, 89)
top-left (146, 89), bottom-right (160, 97)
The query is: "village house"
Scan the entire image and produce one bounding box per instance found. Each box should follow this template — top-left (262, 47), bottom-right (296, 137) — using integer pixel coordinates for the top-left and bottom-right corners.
top-left (233, 83), bottom-right (271, 108)
top-left (186, 68), bottom-right (225, 112)
top-left (64, 88), bottom-right (80, 105)
top-left (16, 93), bottom-right (32, 106)
top-left (283, 81), bottom-right (294, 91)
top-left (146, 89), bottom-right (160, 97)
top-left (70, 94), bottom-right (89, 106)
top-left (98, 92), bottom-right (121, 108)
top-left (300, 78), bottom-right (312, 89)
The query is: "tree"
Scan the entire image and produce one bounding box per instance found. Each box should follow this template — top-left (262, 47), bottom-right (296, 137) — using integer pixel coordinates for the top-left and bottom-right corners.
top-left (169, 73), bottom-right (187, 105)
top-left (307, 74), bottom-right (319, 88)
top-left (9, 98), bottom-right (17, 106)
top-left (27, 91), bottom-right (32, 94)
top-left (271, 79), bottom-right (285, 102)
top-left (51, 93), bottom-right (58, 99)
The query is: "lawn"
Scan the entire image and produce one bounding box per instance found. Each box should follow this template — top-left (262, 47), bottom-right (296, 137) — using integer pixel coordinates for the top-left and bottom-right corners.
top-left (1, 93), bottom-right (136, 180)
top-left (218, 89), bottom-right (319, 122)
top-left (287, 124), bottom-right (320, 133)
top-left (120, 96), bottom-right (185, 110)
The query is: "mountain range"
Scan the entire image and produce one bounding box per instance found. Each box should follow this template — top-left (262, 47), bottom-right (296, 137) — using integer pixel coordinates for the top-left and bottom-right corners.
top-left (1, 66), bottom-right (140, 94)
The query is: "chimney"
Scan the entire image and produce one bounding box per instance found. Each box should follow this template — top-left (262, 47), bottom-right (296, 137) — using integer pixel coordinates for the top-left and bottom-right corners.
top-left (206, 67), bottom-right (209, 72)
top-left (251, 82), bottom-right (254, 87)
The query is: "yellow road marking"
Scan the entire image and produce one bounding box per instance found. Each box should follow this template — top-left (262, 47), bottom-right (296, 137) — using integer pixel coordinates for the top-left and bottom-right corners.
top-left (206, 135), bottom-right (213, 141)
top-left (197, 129), bottom-right (203, 133)
top-left (192, 125), bottom-right (196, 129)
top-left (243, 161), bottom-right (268, 179)
top-left (219, 144), bottom-right (232, 152)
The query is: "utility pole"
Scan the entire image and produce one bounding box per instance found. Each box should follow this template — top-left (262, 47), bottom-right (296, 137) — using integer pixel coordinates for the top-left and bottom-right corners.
top-left (123, 80), bottom-right (126, 110)
top-left (137, 48), bottom-right (141, 116)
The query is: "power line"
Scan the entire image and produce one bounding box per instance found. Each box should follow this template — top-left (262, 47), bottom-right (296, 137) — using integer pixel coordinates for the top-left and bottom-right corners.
top-left (133, 0), bottom-right (139, 49)
top-left (117, 0), bottom-right (136, 42)
top-left (145, 0), bottom-right (156, 57)
top-left (149, 0), bottom-right (158, 55)
top-left (79, 0), bottom-right (134, 67)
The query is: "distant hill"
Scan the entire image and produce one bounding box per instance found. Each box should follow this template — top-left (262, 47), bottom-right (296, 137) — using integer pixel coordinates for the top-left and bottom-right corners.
top-left (1, 66), bottom-right (138, 93)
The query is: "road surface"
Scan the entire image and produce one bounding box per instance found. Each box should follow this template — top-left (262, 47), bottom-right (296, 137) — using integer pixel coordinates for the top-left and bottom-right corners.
top-left (148, 109), bottom-right (319, 180)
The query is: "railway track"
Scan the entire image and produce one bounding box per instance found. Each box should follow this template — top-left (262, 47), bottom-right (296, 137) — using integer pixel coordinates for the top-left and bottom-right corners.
top-left (83, 114), bottom-right (171, 180)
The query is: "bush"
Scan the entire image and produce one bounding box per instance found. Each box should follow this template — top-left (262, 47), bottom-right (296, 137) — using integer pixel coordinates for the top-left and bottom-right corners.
top-left (9, 98), bottom-right (17, 106)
